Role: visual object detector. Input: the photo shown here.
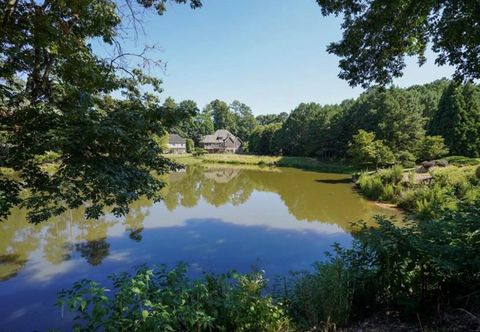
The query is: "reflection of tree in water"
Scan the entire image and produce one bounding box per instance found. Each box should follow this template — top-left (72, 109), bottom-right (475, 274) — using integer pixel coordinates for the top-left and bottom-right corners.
top-left (0, 254), bottom-right (27, 281)
top-left (164, 166), bottom-right (255, 209)
top-left (43, 215), bottom-right (74, 265)
top-left (164, 165), bottom-right (398, 229)
top-left (75, 218), bottom-right (114, 266)
top-left (128, 228), bottom-right (144, 242)
top-left (123, 196), bottom-right (153, 243)
top-left (0, 195), bottom-right (155, 276)
top-left (163, 166), bottom-right (204, 210)
top-left (0, 208), bottom-right (41, 280)
top-left (75, 238), bottom-right (110, 266)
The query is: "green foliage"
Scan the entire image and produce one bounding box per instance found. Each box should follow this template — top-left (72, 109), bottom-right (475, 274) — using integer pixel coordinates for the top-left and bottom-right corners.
top-left (230, 100), bottom-right (258, 142)
top-left (358, 164), bottom-right (480, 219)
top-left (348, 130), bottom-right (395, 169)
top-left (356, 166), bottom-right (403, 201)
top-left (256, 113), bottom-right (288, 126)
top-left (349, 204), bottom-right (480, 315)
top-left (445, 155), bottom-right (480, 166)
top-left (192, 147), bottom-right (206, 157)
top-left (277, 103), bottom-right (337, 157)
top-left (248, 123), bottom-right (282, 156)
top-left (288, 259), bottom-right (354, 329)
top-left (57, 264), bottom-right (292, 332)
top-left (185, 139), bottom-right (194, 153)
top-left (430, 82), bottom-right (480, 157)
top-left (316, 1), bottom-right (480, 87)
top-left (0, 0), bottom-right (203, 223)
top-left (417, 135), bottom-right (449, 161)
top-left (204, 100), bottom-right (236, 133)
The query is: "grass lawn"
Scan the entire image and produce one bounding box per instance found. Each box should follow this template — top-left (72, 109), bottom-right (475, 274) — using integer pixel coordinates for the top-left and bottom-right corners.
top-left (165, 153), bottom-right (356, 173)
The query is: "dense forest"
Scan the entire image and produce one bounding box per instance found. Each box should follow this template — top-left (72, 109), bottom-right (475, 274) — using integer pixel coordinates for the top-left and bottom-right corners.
top-left (170, 79), bottom-right (480, 165)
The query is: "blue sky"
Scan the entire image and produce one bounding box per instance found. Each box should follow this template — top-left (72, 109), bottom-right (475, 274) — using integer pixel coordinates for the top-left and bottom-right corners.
top-left (112, 0), bottom-right (454, 115)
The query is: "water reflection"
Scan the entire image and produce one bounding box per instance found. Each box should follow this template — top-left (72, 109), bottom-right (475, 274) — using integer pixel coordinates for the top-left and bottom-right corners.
top-left (0, 165), bottom-right (400, 331)
top-left (0, 165), bottom-right (400, 281)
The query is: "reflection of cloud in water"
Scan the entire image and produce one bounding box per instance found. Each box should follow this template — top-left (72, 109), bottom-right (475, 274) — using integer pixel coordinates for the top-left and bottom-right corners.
top-left (139, 192), bottom-right (348, 235)
top-left (106, 250), bottom-right (134, 263)
top-left (24, 259), bottom-right (82, 284)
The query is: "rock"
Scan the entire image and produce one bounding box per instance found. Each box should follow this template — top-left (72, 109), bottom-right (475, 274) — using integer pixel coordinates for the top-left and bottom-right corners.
top-left (421, 161), bottom-right (436, 169)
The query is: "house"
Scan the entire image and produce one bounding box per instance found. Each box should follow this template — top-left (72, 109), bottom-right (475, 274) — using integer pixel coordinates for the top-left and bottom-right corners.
top-left (167, 133), bottom-right (187, 154)
top-left (200, 129), bottom-right (242, 154)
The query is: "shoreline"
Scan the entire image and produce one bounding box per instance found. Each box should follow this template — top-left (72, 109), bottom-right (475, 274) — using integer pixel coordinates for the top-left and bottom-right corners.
top-left (165, 153), bottom-right (356, 174)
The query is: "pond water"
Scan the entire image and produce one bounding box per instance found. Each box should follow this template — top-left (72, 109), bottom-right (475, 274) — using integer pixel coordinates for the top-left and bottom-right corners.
top-left (0, 165), bottom-right (400, 331)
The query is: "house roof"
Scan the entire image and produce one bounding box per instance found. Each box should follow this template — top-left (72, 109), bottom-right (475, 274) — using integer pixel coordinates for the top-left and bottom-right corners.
top-left (168, 133), bottom-right (186, 144)
top-left (200, 129), bottom-right (241, 144)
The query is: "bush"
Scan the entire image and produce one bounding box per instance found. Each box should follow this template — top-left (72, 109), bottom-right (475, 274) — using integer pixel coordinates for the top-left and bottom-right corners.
top-left (396, 151), bottom-right (416, 168)
top-left (356, 165), bottom-right (404, 201)
top-left (417, 135), bottom-right (449, 161)
top-left (186, 139), bottom-right (194, 153)
top-left (57, 264), bottom-right (292, 332)
top-left (357, 165), bottom-right (480, 218)
top-left (445, 155), bottom-right (480, 166)
top-left (287, 258), bottom-right (354, 329)
top-left (477, 166), bottom-right (480, 179)
top-left (348, 203), bottom-right (480, 316)
top-left (192, 147), bottom-right (206, 156)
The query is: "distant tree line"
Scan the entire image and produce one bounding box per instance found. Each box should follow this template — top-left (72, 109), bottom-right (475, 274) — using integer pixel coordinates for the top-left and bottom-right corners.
top-left (169, 79), bottom-right (480, 168)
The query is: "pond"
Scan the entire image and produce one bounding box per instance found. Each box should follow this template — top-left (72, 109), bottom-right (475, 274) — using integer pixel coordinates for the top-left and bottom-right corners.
top-left (0, 165), bottom-right (400, 331)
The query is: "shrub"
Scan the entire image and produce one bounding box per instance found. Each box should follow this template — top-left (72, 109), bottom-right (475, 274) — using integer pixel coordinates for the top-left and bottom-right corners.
top-left (56, 264), bottom-right (292, 332)
top-left (477, 165), bottom-right (480, 179)
top-left (396, 151), bottom-right (416, 168)
top-left (287, 258), bottom-right (354, 329)
top-left (358, 165), bottom-right (480, 219)
top-left (349, 203), bottom-right (480, 316)
top-left (357, 172), bottom-right (384, 200)
top-left (186, 139), bottom-right (194, 153)
top-left (356, 166), bottom-right (404, 201)
top-left (417, 135), bottom-right (449, 161)
top-left (192, 147), bottom-right (206, 156)
top-left (445, 155), bottom-right (480, 166)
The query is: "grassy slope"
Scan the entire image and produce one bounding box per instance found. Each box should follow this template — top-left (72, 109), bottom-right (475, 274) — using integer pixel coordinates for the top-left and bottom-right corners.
top-left (166, 153), bottom-right (356, 174)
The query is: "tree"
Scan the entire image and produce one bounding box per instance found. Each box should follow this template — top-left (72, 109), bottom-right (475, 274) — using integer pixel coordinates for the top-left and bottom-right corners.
top-left (256, 113), bottom-right (288, 126)
top-left (417, 135), bottom-right (449, 161)
top-left (248, 123), bottom-right (282, 155)
top-left (316, 0), bottom-right (480, 87)
top-left (230, 100), bottom-right (257, 141)
top-left (204, 100), bottom-right (235, 132)
top-left (279, 103), bottom-right (327, 156)
top-left (334, 88), bottom-right (426, 158)
top-left (348, 130), bottom-right (395, 169)
top-left (430, 82), bottom-right (480, 157)
top-left (0, 0), bottom-right (202, 223)
top-left (186, 138), bottom-right (194, 153)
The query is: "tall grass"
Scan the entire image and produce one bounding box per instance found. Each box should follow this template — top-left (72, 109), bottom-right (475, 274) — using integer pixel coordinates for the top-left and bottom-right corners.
top-left (356, 165), bottom-right (480, 218)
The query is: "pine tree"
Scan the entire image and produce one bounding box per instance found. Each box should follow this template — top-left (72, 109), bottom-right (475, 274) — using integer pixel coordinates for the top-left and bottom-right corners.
top-left (462, 82), bottom-right (480, 157)
top-left (431, 82), bottom-right (478, 156)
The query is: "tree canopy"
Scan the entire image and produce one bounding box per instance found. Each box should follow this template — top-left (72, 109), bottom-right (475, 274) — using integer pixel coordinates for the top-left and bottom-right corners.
top-left (316, 0), bottom-right (480, 87)
top-left (0, 0), bottom-right (202, 223)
